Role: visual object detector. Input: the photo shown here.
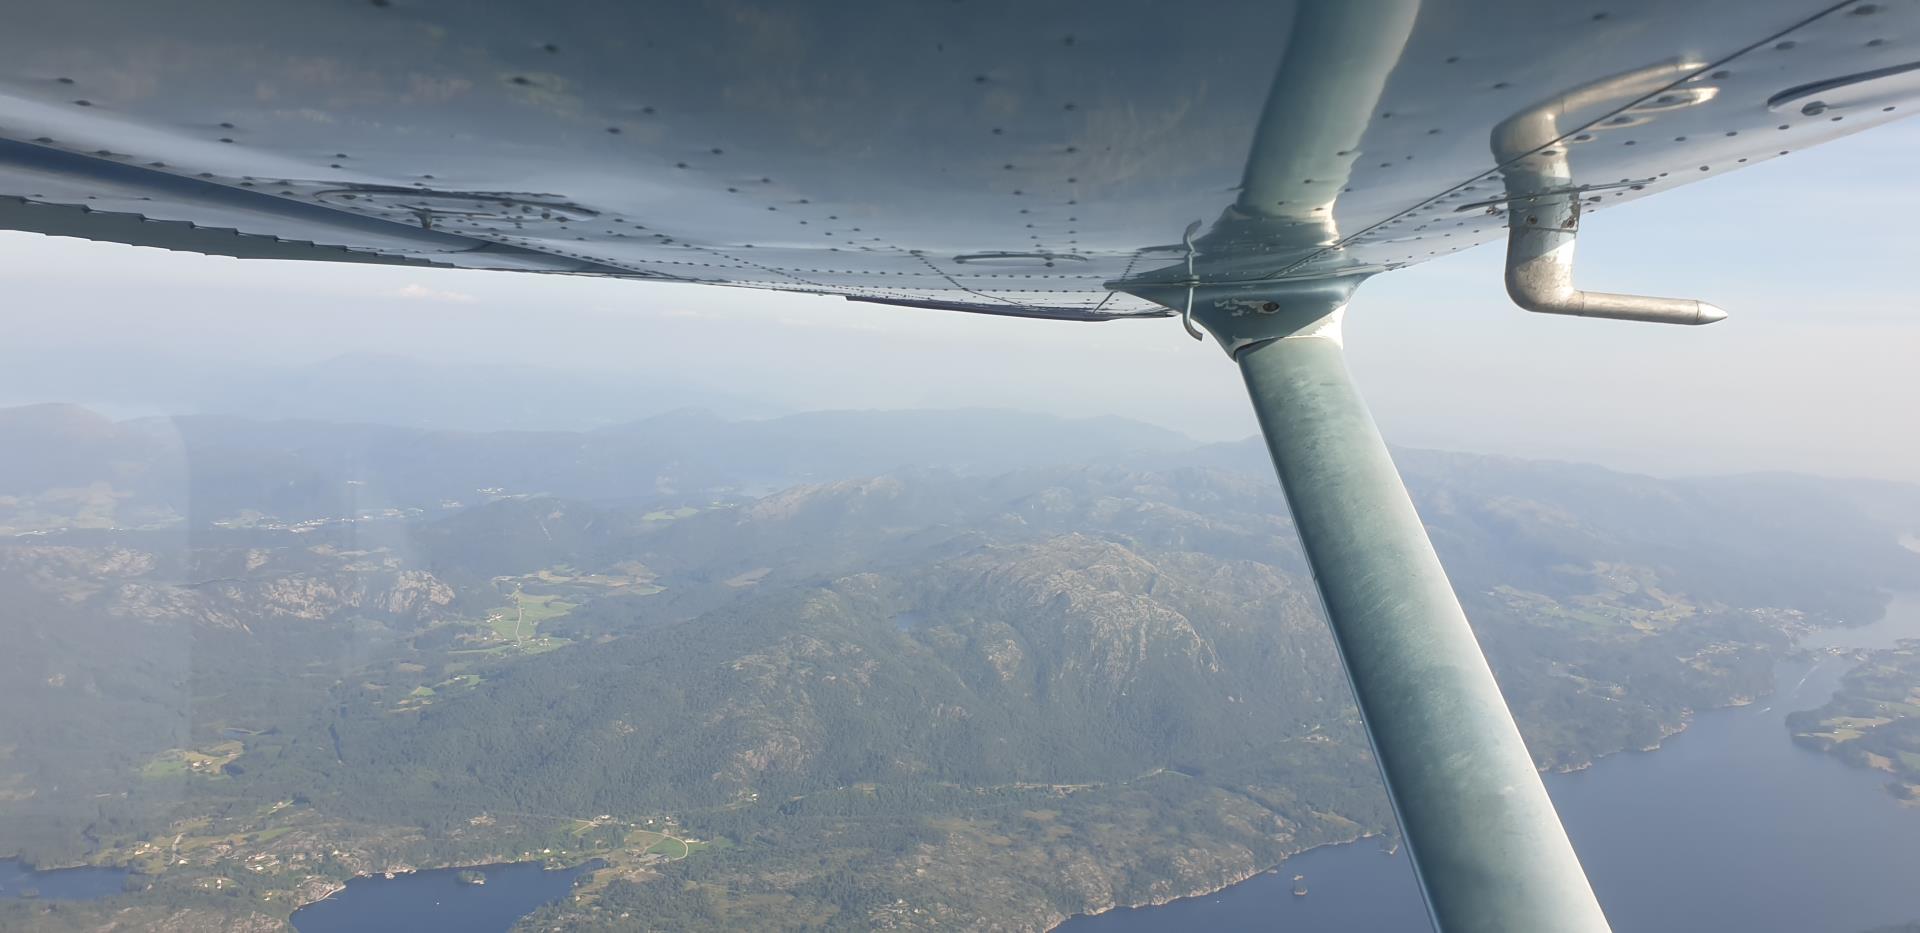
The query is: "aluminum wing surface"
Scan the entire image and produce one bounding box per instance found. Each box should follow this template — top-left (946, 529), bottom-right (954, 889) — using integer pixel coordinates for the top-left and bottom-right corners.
top-left (1, 0), bottom-right (1917, 322)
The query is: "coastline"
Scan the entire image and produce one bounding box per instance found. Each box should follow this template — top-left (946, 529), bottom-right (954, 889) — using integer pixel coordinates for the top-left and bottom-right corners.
top-left (1047, 643), bottom-right (1830, 931)
top-left (1044, 832), bottom-right (1380, 931)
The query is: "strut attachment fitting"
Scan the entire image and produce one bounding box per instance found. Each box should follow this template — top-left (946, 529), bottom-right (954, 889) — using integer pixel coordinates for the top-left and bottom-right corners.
top-left (1504, 192), bottom-right (1726, 325)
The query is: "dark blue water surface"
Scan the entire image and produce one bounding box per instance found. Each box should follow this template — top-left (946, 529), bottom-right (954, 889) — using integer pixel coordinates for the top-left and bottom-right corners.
top-left (1064, 594), bottom-right (1920, 932)
top-left (289, 861), bottom-right (592, 933)
top-left (0, 858), bottom-right (130, 900)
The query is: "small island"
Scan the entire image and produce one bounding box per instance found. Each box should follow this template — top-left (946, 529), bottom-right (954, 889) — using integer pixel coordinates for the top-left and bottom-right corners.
top-left (1787, 644), bottom-right (1920, 799)
top-left (456, 869), bottom-right (487, 886)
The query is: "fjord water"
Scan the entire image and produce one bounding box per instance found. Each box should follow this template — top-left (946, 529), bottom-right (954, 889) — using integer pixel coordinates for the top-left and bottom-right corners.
top-left (1065, 593), bottom-right (1920, 932)
top-left (289, 861), bottom-right (590, 933)
top-left (0, 859), bottom-right (128, 901)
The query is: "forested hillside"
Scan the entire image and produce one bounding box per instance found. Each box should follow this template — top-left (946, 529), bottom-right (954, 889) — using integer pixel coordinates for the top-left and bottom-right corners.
top-left (3, 405), bottom-right (1917, 930)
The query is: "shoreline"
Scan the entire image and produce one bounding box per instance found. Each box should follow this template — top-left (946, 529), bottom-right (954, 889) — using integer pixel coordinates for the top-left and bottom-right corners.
top-left (1046, 642), bottom-right (1841, 931)
top-left (1044, 832), bottom-right (1381, 931)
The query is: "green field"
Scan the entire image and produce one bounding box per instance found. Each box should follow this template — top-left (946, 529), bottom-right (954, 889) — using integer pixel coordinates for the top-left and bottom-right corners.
top-left (641, 506), bottom-right (701, 522)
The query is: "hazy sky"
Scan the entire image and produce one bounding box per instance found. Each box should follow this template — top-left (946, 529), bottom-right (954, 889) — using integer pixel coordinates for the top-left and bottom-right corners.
top-left (3, 119), bottom-right (1917, 482)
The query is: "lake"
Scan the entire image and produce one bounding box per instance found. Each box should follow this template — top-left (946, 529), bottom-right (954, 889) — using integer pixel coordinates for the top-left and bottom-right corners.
top-left (289, 860), bottom-right (594, 933)
top-left (0, 858), bottom-right (129, 901)
top-left (1063, 593), bottom-right (1920, 932)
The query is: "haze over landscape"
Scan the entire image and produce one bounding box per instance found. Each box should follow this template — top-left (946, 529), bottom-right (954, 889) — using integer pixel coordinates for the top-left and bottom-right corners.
top-left (2, 93), bottom-right (1920, 933)
top-left (3, 120), bottom-right (1918, 481)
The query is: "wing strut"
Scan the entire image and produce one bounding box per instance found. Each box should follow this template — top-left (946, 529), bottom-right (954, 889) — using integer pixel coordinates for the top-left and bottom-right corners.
top-left (1160, 281), bottom-right (1613, 932)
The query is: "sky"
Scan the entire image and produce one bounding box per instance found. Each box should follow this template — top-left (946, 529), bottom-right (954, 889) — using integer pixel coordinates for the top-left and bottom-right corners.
top-left (2, 119), bottom-right (1917, 482)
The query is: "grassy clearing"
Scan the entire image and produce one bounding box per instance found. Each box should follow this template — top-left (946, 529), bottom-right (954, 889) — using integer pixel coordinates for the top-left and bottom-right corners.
top-left (641, 507), bottom-right (701, 522)
top-left (518, 593), bottom-right (577, 623)
top-left (140, 741), bottom-right (244, 780)
top-left (644, 836), bottom-right (688, 858)
top-left (724, 568), bottom-right (771, 588)
top-left (140, 755), bottom-right (187, 779)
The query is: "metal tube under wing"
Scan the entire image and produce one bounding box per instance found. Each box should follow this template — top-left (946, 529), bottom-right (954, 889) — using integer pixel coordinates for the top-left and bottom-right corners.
top-left (1237, 318), bottom-right (1611, 933)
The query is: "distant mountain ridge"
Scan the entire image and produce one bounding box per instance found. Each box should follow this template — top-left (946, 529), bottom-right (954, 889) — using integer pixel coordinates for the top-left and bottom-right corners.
top-left (0, 351), bottom-right (788, 432)
top-left (0, 404), bottom-right (1198, 533)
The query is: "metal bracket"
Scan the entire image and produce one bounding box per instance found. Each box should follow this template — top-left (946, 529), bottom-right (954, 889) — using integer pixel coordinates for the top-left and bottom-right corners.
top-left (1504, 192), bottom-right (1726, 325)
top-left (1179, 220), bottom-right (1205, 341)
top-left (1122, 274), bottom-right (1368, 357)
top-left (1490, 60), bottom-right (1727, 326)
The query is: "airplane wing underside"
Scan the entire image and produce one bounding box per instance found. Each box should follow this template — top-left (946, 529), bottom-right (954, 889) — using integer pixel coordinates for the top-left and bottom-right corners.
top-left (2, 0), bottom-right (1916, 321)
